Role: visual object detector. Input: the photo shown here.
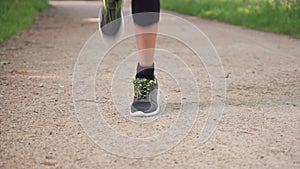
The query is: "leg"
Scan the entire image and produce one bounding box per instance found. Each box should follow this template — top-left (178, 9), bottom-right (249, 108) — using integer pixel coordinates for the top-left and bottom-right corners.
top-left (132, 0), bottom-right (160, 79)
top-left (134, 24), bottom-right (158, 67)
top-left (130, 0), bottom-right (161, 116)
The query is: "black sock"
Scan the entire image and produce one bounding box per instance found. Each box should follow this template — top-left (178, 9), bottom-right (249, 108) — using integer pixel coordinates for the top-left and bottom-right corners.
top-left (136, 63), bottom-right (155, 80)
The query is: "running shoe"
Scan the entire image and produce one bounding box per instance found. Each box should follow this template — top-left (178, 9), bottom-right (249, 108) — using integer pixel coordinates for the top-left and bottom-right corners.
top-left (130, 78), bottom-right (160, 117)
top-left (100, 0), bottom-right (123, 36)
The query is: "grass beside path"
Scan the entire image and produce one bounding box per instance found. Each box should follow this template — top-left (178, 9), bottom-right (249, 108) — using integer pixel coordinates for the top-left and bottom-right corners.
top-left (161, 0), bottom-right (300, 38)
top-left (0, 0), bottom-right (48, 42)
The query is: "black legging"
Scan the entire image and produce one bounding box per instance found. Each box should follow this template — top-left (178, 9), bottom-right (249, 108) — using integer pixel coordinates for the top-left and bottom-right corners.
top-left (132, 0), bottom-right (160, 27)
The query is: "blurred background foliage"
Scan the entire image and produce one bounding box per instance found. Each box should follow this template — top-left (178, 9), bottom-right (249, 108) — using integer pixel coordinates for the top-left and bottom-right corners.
top-left (0, 0), bottom-right (48, 42)
top-left (161, 0), bottom-right (300, 38)
top-left (0, 0), bottom-right (299, 40)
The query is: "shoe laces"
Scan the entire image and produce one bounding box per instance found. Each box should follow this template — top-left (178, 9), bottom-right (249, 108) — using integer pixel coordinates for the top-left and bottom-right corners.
top-left (104, 0), bottom-right (122, 10)
top-left (133, 78), bottom-right (156, 100)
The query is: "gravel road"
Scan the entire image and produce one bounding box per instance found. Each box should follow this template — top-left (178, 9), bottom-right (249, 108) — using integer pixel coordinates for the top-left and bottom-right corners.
top-left (0, 1), bottom-right (299, 168)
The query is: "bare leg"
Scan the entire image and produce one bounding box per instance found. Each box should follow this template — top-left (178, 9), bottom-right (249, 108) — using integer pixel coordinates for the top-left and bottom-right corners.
top-left (134, 23), bottom-right (158, 67)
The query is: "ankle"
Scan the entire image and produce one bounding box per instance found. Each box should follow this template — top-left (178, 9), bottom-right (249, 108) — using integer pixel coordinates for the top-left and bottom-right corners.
top-left (136, 63), bottom-right (155, 80)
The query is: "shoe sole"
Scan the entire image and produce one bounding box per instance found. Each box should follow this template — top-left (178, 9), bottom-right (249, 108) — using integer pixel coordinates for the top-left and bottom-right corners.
top-left (130, 90), bottom-right (160, 117)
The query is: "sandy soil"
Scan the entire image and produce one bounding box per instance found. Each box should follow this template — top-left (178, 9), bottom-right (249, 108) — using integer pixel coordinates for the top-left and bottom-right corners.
top-left (0, 1), bottom-right (299, 168)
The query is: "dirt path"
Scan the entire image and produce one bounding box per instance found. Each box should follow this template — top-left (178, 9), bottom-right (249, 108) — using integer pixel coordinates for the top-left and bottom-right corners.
top-left (0, 1), bottom-right (299, 168)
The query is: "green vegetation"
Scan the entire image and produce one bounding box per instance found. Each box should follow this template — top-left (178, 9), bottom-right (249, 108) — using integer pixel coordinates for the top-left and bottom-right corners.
top-left (161, 0), bottom-right (300, 38)
top-left (0, 0), bottom-right (48, 41)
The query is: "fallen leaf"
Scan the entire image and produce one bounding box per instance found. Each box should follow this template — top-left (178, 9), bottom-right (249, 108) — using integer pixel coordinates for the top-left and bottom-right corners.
top-left (41, 162), bottom-right (57, 166)
top-left (45, 156), bottom-right (54, 160)
top-left (9, 69), bottom-right (27, 74)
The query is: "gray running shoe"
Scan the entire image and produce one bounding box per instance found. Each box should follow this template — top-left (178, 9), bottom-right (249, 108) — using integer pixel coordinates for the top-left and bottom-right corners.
top-left (100, 0), bottom-right (123, 36)
top-left (130, 78), bottom-right (160, 117)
